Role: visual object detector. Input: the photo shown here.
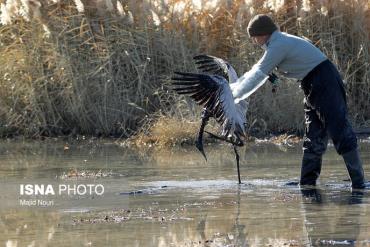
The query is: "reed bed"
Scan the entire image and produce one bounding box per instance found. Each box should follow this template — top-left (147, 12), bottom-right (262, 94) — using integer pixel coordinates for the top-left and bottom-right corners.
top-left (128, 116), bottom-right (202, 149)
top-left (0, 0), bottom-right (368, 140)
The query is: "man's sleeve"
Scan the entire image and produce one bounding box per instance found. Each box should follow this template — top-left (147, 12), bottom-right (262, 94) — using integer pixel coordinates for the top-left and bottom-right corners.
top-left (230, 65), bottom-right (268, 103)
top-left (255, 45), bottom-right (286, 74)
top-left (231, 46), bottom-right (286, 102)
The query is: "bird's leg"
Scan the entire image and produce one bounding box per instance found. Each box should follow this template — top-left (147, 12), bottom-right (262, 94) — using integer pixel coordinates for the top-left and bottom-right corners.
top-left (204, 131), bottom-right (244, 146)
top-left (233, 145), bottom-right (242, 184)
top-left (195, 108), bottom-right (211, 161)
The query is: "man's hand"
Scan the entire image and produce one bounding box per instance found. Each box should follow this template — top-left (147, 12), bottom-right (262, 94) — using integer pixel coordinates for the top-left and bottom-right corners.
top-left (268, 72), bottom-right (279, 93)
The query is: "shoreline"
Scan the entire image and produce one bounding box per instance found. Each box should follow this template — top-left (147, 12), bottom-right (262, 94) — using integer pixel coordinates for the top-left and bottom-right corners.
top-left (1, 132), bottom-right (369, 149)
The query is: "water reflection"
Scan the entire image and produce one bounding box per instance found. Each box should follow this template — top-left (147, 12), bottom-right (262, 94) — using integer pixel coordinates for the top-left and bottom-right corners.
top-left (194, 187), bottom-right (248, 246)
top-left (230, 187), bottom-right (247, 246)
top-left (0, 140), bottom-right (369, 246)
top-left (300, 187), bottom-right (369, 245)
top-left (1, 210), bottom-right (60, 247)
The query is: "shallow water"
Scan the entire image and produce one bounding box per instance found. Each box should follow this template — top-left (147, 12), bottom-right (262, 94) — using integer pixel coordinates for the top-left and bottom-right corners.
top-left (0, 138), bottom-right (370, 246)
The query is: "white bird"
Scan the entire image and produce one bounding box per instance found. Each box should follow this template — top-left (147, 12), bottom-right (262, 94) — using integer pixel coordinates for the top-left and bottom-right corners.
top-left (172, 55), bottom-right (251, 184)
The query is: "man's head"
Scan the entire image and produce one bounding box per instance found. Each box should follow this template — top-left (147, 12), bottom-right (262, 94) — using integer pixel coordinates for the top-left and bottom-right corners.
top-left (247, 14), bottom-right (278, 45)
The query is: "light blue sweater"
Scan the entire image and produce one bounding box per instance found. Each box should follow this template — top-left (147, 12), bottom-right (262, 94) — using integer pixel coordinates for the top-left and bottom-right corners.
top-left (232, 31), bottom-right (327, 101)
top-left (256, 31), bottom-right (327, 79)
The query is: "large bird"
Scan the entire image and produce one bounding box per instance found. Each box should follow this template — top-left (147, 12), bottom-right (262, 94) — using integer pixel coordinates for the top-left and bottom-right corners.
top-left (171, 55), bottom-right (251, 184)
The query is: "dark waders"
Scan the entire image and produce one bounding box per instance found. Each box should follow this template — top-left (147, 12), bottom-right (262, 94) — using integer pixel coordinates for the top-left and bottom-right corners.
top-left (299, 60), bottom-right (365, 189)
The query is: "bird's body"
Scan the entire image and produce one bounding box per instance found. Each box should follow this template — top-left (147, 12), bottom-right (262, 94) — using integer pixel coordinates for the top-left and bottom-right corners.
top-left (172, 55), bottom-right (249, 184)
top-left (173, 71), bottom-right (248, 139)
top-left (173, 55), bottom-right (248, 139)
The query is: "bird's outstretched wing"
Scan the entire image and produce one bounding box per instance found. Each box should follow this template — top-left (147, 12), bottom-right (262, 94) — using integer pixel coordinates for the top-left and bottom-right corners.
top-left (193, 55), bottom-right (238, 83)
top-left (172, 72), bottom-right (245, 137)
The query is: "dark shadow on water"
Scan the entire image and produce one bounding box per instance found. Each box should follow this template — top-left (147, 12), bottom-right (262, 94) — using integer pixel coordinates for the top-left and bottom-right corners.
top-left (231, 186), bottom-right (247, 246)
top-left (195, 186), bottom-right (248, 246)
top-left (300, 187), bottom-right (323, 203)
top-left (300, 187), bottom-right (367, 245)
top-left (348, 191), bottom-right (365, 205)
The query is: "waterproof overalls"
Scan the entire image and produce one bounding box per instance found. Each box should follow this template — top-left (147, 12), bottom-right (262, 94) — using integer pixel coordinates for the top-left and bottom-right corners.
top-left (231, 30), bottom-right (366, 189)
top-left (299, 60), bottom-right (365, 188)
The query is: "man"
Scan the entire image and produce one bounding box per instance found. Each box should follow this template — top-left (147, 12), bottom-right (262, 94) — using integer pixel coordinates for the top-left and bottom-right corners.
top-left (231, 14), bottom-right (367, 189)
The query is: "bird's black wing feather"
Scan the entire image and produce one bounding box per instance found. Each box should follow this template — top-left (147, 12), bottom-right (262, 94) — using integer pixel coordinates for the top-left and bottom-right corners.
top-left (193, 55), bottom-right (230, 79)
top-left (171, 72), bottom-right (229, 126)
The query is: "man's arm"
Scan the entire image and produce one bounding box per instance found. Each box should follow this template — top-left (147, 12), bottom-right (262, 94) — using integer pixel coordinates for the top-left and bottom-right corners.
top-left (230, 65), bottom-right (268, 103)
top-left (231, 45), bottom-right (286, 102)
top-left (254, 45), bottom-right (286, 75)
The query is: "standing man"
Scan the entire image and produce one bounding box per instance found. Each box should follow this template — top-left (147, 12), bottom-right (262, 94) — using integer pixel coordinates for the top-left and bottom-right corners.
top-left (231, 14), bottom-right (367, 189)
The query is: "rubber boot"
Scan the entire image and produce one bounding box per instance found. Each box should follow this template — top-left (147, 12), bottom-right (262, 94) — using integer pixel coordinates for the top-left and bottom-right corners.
top-left (342, 149), bottom-right (365, 189)
top-left (300, 152), bottom-right (322, 186)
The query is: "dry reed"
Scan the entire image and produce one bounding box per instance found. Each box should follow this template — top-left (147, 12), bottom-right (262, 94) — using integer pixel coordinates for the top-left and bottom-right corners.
top-left (128, 115), bottom-right (202, 149)
top-left (0, 0), bottom-right (368, 139)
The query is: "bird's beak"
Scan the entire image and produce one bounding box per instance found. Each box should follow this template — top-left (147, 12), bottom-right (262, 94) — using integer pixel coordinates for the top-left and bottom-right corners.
top-left (195, 140), bottom-right (207, 161)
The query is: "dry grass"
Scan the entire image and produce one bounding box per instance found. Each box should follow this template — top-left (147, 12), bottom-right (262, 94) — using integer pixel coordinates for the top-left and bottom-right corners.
top-left (0, 1), bottom-right (197, 137)
top-left (0, 0), bottom-right (368, 139)
top-left (127, 115), bottom-right (217, 149)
